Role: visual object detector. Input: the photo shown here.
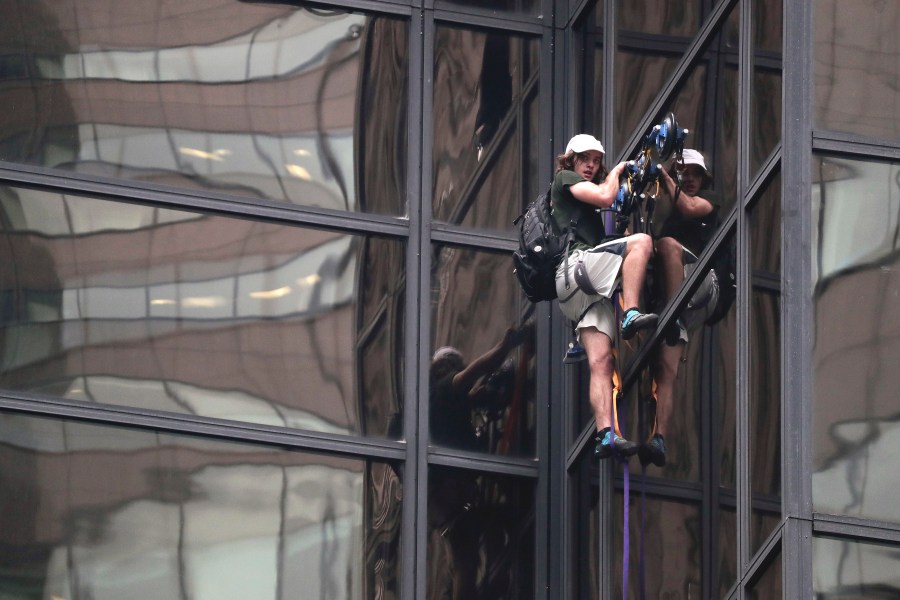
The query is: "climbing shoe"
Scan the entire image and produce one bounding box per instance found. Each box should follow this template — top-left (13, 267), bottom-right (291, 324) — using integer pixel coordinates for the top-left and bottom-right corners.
top-left (620, 308), bottom-right (658, 340)
top-left (594, 428), bottom-right (639, 459)
top-left (563, 340), bottom-right (587, 364)
top-left (638, 434), bottom-right (667, 467)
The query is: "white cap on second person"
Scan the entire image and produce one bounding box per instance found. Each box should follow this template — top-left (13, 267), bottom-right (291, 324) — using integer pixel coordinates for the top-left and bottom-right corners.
top-left (565, 134), bottom-right (605, 155)
top-left (681, 149), bottom-right (708, 173)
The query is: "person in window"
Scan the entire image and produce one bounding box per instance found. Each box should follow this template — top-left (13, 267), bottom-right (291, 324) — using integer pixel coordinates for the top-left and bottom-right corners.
top-left (553, 134), bottom-right (658, 459)
top-left (643, 148), bottom-right (721, 467)
top-left (429, 322), bottom-right (532, 451)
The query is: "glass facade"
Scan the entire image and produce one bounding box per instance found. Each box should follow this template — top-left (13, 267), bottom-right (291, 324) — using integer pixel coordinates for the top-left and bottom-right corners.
top-left (1, 0), bottom-right (899, 597)
top-left (811, 156), bottom-right (900, 524)
top-left (0, 412), bottom-right (402, 598)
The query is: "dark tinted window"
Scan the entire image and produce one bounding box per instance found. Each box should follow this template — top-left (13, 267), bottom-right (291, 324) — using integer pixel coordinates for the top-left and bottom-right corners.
top-left (429, 244), bottom-right (536, 457)
top-left (432, 26), bottom-right (540, 231)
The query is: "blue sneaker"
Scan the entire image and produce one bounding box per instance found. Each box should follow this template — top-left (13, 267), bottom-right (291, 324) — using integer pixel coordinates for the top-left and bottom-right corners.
top-left (594, 428), bottom-right (639, 459)
top-left (620, 308), bottom-right (658, 340)
top-left (638, 434), bottom-right (667, 467)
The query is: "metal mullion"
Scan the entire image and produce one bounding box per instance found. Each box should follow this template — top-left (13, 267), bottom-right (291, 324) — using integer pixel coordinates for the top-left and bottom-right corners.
top-left (781, 0), bottom-right (815, 597)
top-left (550, 13), bottom-right (577, 598)
top-left (306, 0), bottom-right (415, 16)
top-left (427, 450), bottom-right (539, 478)
top-left (412, 8), bottom-right (433, 600)
top-left (597, 2), bottom-right (615, 598)
top-left (431, 8), bottom-right (545, 34)
top-left (743, 526), bottom-right (784, 589)
top-left (0, 165), bottom-right (411, 238)
top-left (811, 132), bottom-right (900, 161)
top-left (0, 392), bottom-right (407, 461)
top-left (400, 6), bottom-right (426, 600)
top-left (813, 513), bottom-right (900, 545)
top-left (535, 16), bottom-right (557, 600)
top-left (429, 227), bottom-right (517, 251)
top-left (736, 2), bottom-right (753, 599)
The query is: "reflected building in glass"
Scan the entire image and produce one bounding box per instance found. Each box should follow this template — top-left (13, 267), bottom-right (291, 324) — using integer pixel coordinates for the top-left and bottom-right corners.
top-left (0, 0), bottom-right (898, 598)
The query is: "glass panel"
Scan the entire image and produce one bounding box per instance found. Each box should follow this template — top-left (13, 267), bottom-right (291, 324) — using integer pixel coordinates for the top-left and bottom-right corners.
top-left (430, 244), bottom-right (536, 457)
top-left (0, 412), bottom-right (402, 599)
top-left (435, 0), bottom-right (541, 18)
top-left (636, 233), bottom-right (737, 483)
top-left (814, 537), bottom-right (900, 597)
top-left (574, 1), bottom-right (604, 137)
top-left (0, 186), bottom-right (405, 439)
top-left (613, 51), bottom-right (681, 151)
top-left (750, 0), bottom-right (783, 175)
top-left (813, 0), bottom-right (900, 140)
top-left (0, 3), bottom-right (408, 214)
top-left (747, 550), bottom-right (782, 599)
top-left (432, 26), bottom-right (540, 231)
top-left (814, 0), bottom-right (900, 140)
top-left (811, 156), bottom-right (900, 523)
top-left (613, 494), bottom-right (702, 598)
top-left (618, 0), bottom-right (702, 37)
top-left (426, 466), bottom-right (534, 598)
top-left (719, 507), bottom-right (738, 598)
top-left (749, 174), bottom-right (782, 555)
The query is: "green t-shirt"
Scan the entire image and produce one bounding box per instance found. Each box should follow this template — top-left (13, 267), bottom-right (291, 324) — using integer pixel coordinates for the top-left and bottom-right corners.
top-left (550, 170), bottom-right (608, 250)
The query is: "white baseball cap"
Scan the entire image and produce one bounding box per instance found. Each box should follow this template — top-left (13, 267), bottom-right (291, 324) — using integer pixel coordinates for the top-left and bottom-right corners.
top-left (681, 149), bottom-right (708, 173)
top-left (432, 346), bottom-right (463, 364)
top-left (565, 134), bottom-right (605, 155)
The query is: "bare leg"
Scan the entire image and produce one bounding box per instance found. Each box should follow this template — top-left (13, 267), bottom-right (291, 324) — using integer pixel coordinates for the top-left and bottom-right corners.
top-left (580, 326), bottom-right (614, 432)
top-left (653, 341), bottom-right (682, 437)
top-left (619, 233), bottom-right (654, 310)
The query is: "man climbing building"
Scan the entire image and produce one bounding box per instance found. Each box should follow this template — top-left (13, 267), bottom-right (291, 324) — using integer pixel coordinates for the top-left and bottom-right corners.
top-left (552, 134), bottom-right (658, 459)
top-left (642, 148), bottom-right (720, 467)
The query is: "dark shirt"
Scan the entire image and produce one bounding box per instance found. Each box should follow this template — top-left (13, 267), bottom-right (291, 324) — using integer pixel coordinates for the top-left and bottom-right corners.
top-left (657, 188), bottom-right (721, 255)
top-left (550, 169), bottom-right (608, 250)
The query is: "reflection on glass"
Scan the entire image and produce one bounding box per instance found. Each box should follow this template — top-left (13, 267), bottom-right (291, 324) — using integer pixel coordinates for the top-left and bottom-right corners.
top-left (751, 0), bottom-right (783, 175)
top-left (811, 156), bottom-right (900, 523)
top-left (613, 51), bottom-right (681, 150)
top-left (0, 413), bottom-right (402, 599)
top-left (750, 175), bottom-right (782, 555)
top-left (814, 1), bottom-right (900, 140)
top-left (432, 26), bottom-right (540, 231)
top-left (0, 3), bottom-right (408, 214)
top-left (0, 186), bottom-right (405, 438)
top-left (719, 508), bottom-right (738, 597)
top-left (618, 0), bottom-right (701, 37)
top-left (814, 536), bottom-right (900, 597)
top-left (751, 70), bottom-right (782, 175)
top-left (430, 245), bottom-right (536, 457)
top-left (747, 550), bottom-right (782, 599)
top-left (614, 495), bottom-right (701, 599)
top-left (426, 466), bottom-right (534, 598)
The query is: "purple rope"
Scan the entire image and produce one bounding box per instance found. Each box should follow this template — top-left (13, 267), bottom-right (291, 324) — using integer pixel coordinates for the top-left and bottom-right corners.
top-left (622, 459), bottom-right (630, 600)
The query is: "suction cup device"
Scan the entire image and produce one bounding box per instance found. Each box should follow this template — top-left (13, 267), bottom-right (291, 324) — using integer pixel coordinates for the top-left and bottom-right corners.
top-left (648, 112), bottom-right (689, 162)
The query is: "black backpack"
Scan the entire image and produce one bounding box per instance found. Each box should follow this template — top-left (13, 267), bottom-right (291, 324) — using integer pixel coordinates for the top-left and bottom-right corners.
top-left (512, 185), bottom-right (579, 303)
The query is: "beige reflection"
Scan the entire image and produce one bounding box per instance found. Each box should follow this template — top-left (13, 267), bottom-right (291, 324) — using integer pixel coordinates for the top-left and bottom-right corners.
top-left (0, 187), bottom-right (404, 438)
top-left (0, 413), bottom-right (402, 599)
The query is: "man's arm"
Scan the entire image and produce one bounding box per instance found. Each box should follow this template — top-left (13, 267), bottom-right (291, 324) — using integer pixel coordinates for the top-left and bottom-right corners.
top-left (569, 161), bottom-right (627, 208)
top-left (660, 168), bottom-right (714, 218)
